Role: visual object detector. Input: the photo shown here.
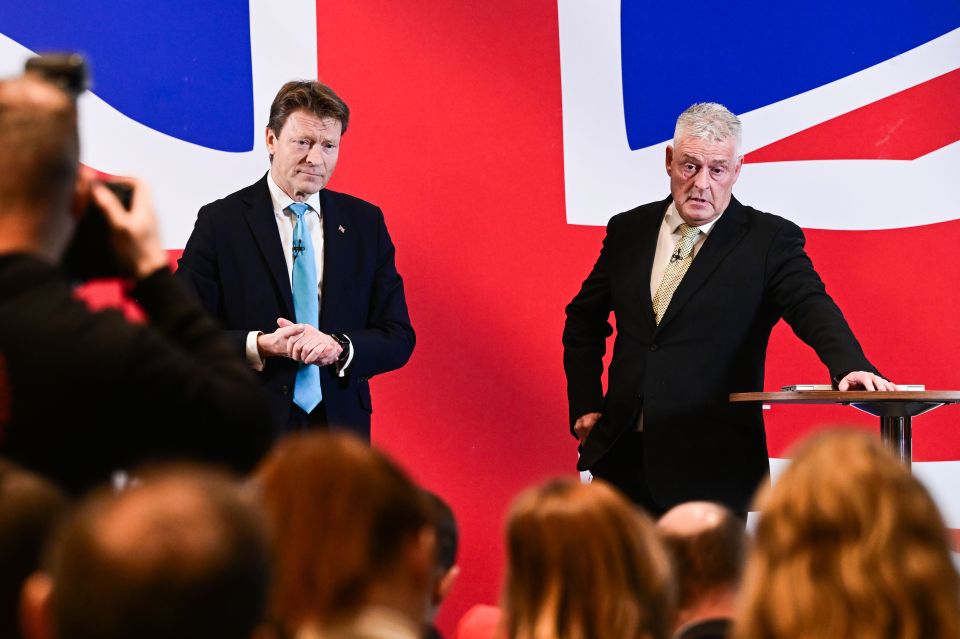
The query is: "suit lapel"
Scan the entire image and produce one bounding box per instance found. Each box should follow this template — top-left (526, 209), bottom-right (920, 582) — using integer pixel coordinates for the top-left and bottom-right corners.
top-left (318, 189), bottom-right (349, 326)
top-left (656, 196), bottom-right (748, 331)
top-left (242, 174), bottom-right (295, 318)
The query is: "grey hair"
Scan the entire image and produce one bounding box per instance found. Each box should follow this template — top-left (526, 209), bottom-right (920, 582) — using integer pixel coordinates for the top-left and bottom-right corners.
top-left (673, 103), bottom-right (742, 154)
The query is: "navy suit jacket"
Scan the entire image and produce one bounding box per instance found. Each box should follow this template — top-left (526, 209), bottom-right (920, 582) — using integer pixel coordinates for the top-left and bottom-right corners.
top-left (563, 196), bottom-right (877, 511)
top-left (176, 175), bottom-right (415, 438)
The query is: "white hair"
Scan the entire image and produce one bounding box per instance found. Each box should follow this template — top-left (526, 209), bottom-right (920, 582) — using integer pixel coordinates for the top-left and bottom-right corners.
top-left (673, 102), bottom-right (742, 154)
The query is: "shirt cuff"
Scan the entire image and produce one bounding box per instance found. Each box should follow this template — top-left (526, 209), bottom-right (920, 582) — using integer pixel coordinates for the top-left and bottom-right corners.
top-left (336, 334), bottom-right (354, 378)
top-left (246, 331), bottom-right (265, 371)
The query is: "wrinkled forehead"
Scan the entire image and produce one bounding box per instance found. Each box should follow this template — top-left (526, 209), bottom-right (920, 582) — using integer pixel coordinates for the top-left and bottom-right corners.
top-left (280, 110), bottom-right (343, 138)
top-left (673, 133), bottom-right (740, 162)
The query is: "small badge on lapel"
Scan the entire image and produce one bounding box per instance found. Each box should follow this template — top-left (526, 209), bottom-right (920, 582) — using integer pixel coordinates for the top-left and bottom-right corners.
top-left (338, 225), bottom-right (346, 234)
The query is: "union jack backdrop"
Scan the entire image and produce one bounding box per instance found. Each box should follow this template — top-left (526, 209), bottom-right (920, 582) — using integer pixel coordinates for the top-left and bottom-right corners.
top-left (2, 1), bottom-right (957, 630)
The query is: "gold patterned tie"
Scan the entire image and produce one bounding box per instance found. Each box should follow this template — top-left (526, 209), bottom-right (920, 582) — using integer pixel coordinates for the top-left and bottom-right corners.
top-left (652, 223), bottom-right (701, 324)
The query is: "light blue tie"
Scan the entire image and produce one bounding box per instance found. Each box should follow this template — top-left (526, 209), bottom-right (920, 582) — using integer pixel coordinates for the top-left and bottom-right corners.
top-left (289, 202), bottom-right (322, 413)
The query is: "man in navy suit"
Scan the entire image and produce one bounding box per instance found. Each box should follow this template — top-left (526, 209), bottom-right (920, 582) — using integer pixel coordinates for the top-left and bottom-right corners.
top-left (563, 103), bottom-right (895, 514)
top-left (177, 81), bottom-right (414, 438)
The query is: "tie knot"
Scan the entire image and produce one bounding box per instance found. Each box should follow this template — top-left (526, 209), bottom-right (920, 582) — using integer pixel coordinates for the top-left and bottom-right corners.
top-left (679, 223), bottom-right (700, 239)
top-left (288, 202), bottom-right (311, 218)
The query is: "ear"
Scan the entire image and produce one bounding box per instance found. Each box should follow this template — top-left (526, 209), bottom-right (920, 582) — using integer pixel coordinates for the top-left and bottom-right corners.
top-left (408, 527), bottom-right (438, 587)
top-left (731, 153), bottom-right (744, 184)
top-left (20, 572), bottom-right (55, 639)
top-left (265, 126), bottom-right (277, 161)
top-left (665, 145), bottom-right (674, 176)
top-left (433, 565), bottom-right (460, 605)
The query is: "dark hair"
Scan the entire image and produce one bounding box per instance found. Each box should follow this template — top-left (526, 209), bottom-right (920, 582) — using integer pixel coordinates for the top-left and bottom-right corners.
top-left (268, 80), bottom-right (350, 137)
top-left (47, 467), bottom-right (271, 639)
top-left (424, 490), bottom-right (458, 571)
top-left (0, 459), bottom-right (69, 639)
top-left (657, 503), bottom-right (746, 610)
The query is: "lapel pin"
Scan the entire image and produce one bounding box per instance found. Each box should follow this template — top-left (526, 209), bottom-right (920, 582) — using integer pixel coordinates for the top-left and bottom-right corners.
top-left (338, 225), bottom-right (346, 234)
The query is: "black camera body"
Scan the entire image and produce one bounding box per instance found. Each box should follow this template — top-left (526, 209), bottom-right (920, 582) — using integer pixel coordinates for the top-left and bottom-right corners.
top-left (61, 182), bottom-right (134, 281)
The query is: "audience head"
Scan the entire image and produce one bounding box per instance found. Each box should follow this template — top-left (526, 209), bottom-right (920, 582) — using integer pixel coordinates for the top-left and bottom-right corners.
top-left (657, 501), bottom-right (746, 632)
top-left (256, 432), bottom-right (435, 634)
top-left (0, 460), bottom-right (69, 639)
top-left (424, 490), bottom-right (461, 625)
top-left (0, 75), bottom-right (79, 257)
top-left (503, 478), bottom-right (675, 639)
top-left (732, 429), bottom-right (960, 639)
top-left (22, 466), bottom-right (270, 639)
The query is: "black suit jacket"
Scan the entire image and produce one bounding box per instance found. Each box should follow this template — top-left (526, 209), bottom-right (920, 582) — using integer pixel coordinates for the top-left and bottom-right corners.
top-left (176, 175), bottom-right (415, 438)
top-left (0, 256), bottom-right (272, 495)
top-left (563, 196), bottom-right (876, 511)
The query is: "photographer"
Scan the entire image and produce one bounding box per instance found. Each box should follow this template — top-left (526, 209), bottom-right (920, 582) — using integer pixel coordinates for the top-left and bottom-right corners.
top-left (0, 73), bottom-right (272, 494)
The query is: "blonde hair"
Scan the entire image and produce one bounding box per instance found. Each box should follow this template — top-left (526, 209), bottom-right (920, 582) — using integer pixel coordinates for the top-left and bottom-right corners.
top-left (503, 478), bottom-right (675, 639)
top-left (732, 429), bottom-right (960, 639)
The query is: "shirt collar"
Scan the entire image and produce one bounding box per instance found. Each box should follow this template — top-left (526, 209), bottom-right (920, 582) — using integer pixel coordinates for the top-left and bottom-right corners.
top-left (267, 171), bottom-right (322, 215)
top-left (665, 201), bottom-right (722, 236)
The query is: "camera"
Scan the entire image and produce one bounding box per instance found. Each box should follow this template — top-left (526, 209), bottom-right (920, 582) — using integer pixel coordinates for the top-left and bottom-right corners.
top-left (25, 53), bottom-right (134, 281)
top-left (62, 180), bottom-right (134, 281)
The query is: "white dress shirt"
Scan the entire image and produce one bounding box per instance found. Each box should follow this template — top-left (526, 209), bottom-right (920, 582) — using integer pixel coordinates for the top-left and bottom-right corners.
top-left (649, 202), bottom-right (722, 301)
top-left (244, 172), bottom-right (353, 375)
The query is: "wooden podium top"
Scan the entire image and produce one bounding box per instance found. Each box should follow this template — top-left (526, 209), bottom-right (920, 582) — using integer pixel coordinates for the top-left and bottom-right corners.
top-left (730, 391), bottom-right (960, 404)
top-left (730, 391), bottom-right (960, 465)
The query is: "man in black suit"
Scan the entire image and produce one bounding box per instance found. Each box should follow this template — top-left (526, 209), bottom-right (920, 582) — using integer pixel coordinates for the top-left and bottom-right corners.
top-left (563, 102), bottom-right (895, 514)
top-left (0, 74), bottom-right (271, 494)
top-left (177, 81), bottom-right (415, 438)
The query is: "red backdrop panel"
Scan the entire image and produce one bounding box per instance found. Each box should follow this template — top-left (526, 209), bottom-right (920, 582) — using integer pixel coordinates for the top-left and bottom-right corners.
top-left (70, 2), bottom-right (959, 631)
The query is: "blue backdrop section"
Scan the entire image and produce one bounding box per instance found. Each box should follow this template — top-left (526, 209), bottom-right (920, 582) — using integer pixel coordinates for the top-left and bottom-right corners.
top-left (1, 1), bottom-right (254, 151)
top-left (620, 0), bottom-right (960, 150)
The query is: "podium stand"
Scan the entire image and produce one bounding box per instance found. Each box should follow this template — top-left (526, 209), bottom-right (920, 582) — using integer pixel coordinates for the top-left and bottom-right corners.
top-left (729, 391), bottom-right (960, 468)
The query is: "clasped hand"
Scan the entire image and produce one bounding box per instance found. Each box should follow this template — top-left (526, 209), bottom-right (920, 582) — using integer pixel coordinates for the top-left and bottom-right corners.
top-left (257, 317), bottom-right (342, 366)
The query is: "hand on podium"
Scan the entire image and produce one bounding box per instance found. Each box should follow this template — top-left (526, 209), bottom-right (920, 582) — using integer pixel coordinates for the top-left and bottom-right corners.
top-left (837, 371), bottom-right (897, 391)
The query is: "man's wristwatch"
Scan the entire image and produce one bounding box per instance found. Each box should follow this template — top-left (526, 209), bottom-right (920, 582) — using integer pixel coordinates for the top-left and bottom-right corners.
top-left (331, 333), bottom-right (350, 364)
